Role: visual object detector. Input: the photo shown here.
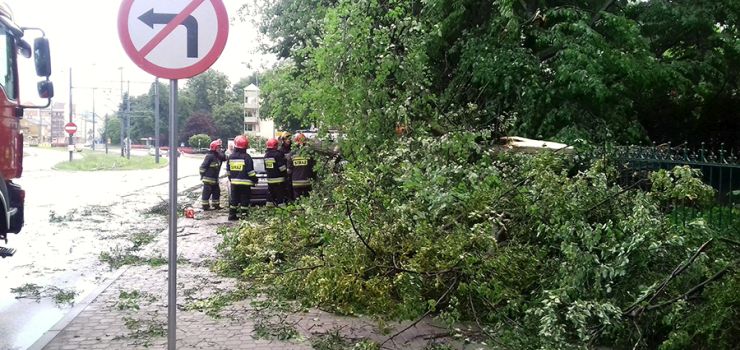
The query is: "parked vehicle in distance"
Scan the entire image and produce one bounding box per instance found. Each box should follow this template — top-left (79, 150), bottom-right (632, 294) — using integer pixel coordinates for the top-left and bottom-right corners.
top-left (249, 156), bottom-right (269, 206)
top-left (148, 146), bottom-right (181, 157)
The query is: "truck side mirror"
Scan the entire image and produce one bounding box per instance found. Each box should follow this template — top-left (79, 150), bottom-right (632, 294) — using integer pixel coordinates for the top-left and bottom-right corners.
top-left (18, 40), bottom-right (32, 58)
top-left (37, 80), bottom-right (54, 98)
top-left (33, 37), bottom-right (51, 77)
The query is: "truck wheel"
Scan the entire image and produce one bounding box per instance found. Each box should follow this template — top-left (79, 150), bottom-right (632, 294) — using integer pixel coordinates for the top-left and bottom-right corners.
top-left (8, 205), bottom-right (23, 233)
top-left (0, 208), bottom-right (7, 240)
top-left (0, 181), bottom-right (8, 236)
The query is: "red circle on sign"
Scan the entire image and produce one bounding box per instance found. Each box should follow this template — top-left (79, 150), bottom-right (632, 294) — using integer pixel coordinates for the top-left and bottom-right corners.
top-left (64, 122), bottom-right (77, 135)
top-left (117, 0), bottom-right (229, 79)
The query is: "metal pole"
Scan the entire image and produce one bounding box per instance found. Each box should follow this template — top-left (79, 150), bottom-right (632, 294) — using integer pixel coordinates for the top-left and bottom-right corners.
top-left (155, 78), bottom-right (160, 164)
top-left (126, 81), bottom-right (131, 160)
top-left (167, 79), bottom-right (178, 350)
top-left (68, 68), bottom-right (73, 162)
top-left (84, 109), bottom-right (87, 146)
top-left (92, 88), bottom-right (96, 151)
top-left (105, 114), bottom-right (109, 154)
top-left (120, 68), bottom-right (124, 157)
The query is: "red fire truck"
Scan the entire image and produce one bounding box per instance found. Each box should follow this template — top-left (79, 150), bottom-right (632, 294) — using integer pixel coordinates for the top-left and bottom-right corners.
top-left (0, 2), bottom-right (54, 258)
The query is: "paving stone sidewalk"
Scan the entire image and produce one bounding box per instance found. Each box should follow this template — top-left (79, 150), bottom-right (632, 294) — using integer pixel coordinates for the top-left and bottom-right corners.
top-left (37, 184), bottom-right (483, 350)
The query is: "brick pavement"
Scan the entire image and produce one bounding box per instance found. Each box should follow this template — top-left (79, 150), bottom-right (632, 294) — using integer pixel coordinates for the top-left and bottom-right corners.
top-left (38, 183), bottom-right (483, 350)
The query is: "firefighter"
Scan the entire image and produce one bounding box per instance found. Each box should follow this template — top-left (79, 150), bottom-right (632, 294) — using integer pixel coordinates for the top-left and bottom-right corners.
top-left (264, 138), bottom-right (288, 207)
top-left (279, 132), bottom-right (293, 154)
top-left (226, 135), bottom-right (258, 220)
top-left (288, 133), bottom-right (316, 198)
top-left (199, 139), bottom-right (226, 210)
top-left (278, 132), bottom-right (294, 202)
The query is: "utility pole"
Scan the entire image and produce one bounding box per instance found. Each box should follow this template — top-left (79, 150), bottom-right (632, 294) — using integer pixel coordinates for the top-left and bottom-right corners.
top-left (68, 68), bottom-right (73, 162)
top-left (104, 113), bottom-right (109, 154)
top-left (126, 81), bottom-right (131, 160)
top-left (155, 78), bottom-right (160, 164)
top-left (92, 88), bottom-right (96, 151)
top-left (119, 67), bottom-right (125, 157)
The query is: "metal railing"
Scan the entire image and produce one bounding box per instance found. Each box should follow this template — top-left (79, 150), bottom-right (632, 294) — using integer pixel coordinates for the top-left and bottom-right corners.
top-left (613, 142), bottom-right (739, 231)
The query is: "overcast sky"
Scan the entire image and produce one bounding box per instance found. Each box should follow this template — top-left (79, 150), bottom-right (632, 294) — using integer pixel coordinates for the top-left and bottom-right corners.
top-left (7, 0), bottom-right (273, 118)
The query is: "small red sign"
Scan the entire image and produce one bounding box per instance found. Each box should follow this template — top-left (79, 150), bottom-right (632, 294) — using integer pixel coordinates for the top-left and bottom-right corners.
top-left (64, 122), bottom-right (78, 135)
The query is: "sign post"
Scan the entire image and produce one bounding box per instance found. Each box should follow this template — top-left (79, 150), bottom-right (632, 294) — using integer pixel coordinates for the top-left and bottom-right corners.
top-left (65, 122), bottom-right (78, 162)
top-left (118, 1), bottom-right (228, 348)
top-left (155, 77), bottom-right (160, 164)
top-left (68, 69), bottom-right (73, 162)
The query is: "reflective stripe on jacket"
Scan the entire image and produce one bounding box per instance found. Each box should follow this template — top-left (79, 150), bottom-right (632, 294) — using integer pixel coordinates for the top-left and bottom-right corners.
top-left (288, 148), bottom-right (315, 187)
top-left (227, 150), bottom-right (258, 187)
top-left (265, 149), bottom-right (288, 184)
top-left (200, 151), bottom-right (224, 184)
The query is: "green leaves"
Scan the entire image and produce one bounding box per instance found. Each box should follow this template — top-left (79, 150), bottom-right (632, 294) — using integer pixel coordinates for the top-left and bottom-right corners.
top-left (217, 135), bottom-right (734, 348)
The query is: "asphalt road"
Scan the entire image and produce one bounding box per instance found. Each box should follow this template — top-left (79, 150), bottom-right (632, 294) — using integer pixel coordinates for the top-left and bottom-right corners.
top-left (0, 147), bottom-right (203, 350)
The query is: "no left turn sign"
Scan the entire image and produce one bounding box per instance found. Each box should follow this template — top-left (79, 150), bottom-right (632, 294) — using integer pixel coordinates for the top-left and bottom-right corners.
top-left (118, 0), bottom-right (229, 79)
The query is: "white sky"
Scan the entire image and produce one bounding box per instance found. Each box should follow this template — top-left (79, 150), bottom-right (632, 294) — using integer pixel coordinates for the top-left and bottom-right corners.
top-left (6, 0), bottom-right (273, 118)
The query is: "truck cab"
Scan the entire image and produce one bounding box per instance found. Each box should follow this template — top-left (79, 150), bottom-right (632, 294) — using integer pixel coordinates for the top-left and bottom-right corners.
top-left (0, 2), bottom-right (54, 257)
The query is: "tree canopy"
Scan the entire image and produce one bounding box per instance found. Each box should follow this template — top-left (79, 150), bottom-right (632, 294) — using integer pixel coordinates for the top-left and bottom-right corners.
top-left (251, 0), bottom-right (739, 148)
top-left (218, 1), bottom-right (740, 349)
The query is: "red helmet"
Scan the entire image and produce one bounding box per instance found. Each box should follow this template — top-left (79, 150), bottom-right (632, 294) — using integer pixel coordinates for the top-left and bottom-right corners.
top-left (234, 135), bottom-right (249, 149)
top-left (209, 139), bottom-right (222, 151)
top-left (266, 138), bottom-right (279, 149)
top-left (294, 133), bottom-right (306, 145)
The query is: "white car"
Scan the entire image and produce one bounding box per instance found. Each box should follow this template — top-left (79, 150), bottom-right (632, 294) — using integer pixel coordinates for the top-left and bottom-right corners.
top-left (148, 147), bottom-right (179, 157)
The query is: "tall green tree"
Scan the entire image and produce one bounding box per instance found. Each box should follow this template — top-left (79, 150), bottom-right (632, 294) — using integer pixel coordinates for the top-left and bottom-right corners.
top-left (104, 116), bottom-right (121, 145)
top-left (245, 0), bottom-right (337, 62)
top-left (182, 69), bottom-right (232, 113)
top-left (626, 0), bottom-right (739, 145)
top-left (259, 64), bottom-right (311, 131)
top-left (256, 0), bottom-right (739, 147)
top-left (213, 101), bottom-right (245, 141)
top-left (180, 113), bottom-right (217, 143)
top-left (119, 80), bottom-right (195, 146)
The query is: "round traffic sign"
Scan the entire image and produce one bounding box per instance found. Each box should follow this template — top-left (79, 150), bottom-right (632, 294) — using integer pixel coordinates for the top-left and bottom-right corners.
top-left (64, 122), bottom-right (78, 135)
top-left (118, 0), bottom-right (229, 79)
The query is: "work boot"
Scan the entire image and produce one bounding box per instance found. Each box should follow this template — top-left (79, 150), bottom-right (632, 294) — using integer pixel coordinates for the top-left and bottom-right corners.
top-left (212, 203), bottom-right (222, 210)
top-left (202, 204), bottom-right (211, 211)
top-left (228, 208), bottom-right (238, 221)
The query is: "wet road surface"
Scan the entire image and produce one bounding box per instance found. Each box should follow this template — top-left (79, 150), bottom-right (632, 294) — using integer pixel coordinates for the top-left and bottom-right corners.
top-left (0, 148), bottom-right (202, 350)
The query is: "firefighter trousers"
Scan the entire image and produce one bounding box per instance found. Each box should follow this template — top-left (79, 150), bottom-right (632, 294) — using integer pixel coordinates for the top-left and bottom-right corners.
top-left (229, 185), bottom-right (251, 219)
top-left (293, 185), bottom-right (312, 199)
top-left (201, 183), bottom-right (221, 208)
top-left (267, 183), bottom-right (287, 207)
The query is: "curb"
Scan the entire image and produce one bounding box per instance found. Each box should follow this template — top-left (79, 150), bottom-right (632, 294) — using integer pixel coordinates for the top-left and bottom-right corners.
top-left (27, 266), bottom-right (131, 350)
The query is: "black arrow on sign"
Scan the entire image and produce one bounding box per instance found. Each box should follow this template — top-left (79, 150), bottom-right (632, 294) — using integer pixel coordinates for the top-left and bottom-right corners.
top-left (138, 9), bottom-right (199, 58)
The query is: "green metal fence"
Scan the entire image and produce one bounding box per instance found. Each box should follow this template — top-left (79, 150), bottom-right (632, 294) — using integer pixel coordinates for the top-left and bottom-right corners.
top-left (614, 142), bottom-right (739, 232)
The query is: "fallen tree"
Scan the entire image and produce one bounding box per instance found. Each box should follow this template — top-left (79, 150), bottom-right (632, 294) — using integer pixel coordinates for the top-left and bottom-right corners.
top-left (218, 132), bottom-right (738, 349)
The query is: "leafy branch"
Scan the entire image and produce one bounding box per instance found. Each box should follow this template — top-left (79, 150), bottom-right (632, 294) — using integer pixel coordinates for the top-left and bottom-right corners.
top-left (345, 200), bottom-right (377, 257)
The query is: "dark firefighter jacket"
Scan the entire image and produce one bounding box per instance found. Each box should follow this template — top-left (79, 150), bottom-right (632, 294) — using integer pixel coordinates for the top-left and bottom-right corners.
top-left (288, 148), bottom-right (315, 188)
top-left (226, 150), bottom-right (258, 186)
top-left (279, 143), bottom-right (292, 155)
top-left (199, 151), bottom-right (225, 184)
top-left (264, 149), bottom-right (288, 184)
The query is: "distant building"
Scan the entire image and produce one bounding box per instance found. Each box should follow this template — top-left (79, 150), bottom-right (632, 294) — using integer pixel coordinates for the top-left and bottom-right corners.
top-left (243, 84), bottom-right (275, 140)
top-left (49, 102), bottom-right (67, 145)
top-left (21, 102), bottom-right (65, 145)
